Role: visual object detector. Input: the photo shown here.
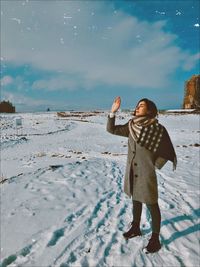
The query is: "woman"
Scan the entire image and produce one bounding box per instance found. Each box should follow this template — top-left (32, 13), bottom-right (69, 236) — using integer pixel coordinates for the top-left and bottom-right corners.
top-left (106, 96), bottom-right (177, 253)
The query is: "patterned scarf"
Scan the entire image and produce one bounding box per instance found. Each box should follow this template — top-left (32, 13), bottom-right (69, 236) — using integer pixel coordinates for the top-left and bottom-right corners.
top-left (128, 115), bottom-right (164, 154)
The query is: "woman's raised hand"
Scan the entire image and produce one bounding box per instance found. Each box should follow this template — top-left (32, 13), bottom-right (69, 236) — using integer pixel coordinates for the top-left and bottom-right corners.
top-left (111, 96), bottom-right (121, 113)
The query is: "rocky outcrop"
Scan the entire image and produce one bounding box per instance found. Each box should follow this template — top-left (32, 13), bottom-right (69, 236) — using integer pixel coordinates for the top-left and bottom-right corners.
top-left (183, 75), bottom-right (200, 109)
top-left (0, 100), bottom-right (15, 113)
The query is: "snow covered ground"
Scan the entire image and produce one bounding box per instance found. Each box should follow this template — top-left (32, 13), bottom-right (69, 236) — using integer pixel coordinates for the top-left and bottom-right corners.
top-left (0, 111), bottom-right (199, 267)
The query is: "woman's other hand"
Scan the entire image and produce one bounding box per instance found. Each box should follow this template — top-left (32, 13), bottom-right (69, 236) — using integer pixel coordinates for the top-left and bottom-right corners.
top-left (111, 96), bottom-right (121, 113)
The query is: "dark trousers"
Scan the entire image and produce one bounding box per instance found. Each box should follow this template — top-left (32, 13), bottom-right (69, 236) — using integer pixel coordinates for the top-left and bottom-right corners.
top-left (132, 200), bottom-right (161, 234)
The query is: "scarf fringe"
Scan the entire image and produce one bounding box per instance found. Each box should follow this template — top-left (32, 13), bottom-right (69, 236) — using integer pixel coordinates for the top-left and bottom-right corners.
top-left (173, 156), bottom-right (177, 171)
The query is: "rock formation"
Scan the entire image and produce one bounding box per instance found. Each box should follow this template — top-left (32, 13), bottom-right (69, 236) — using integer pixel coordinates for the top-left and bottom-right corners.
top-left (0, 100), bottom-right (15, 113)
top-left (183, 74), bottom-right (200, 109)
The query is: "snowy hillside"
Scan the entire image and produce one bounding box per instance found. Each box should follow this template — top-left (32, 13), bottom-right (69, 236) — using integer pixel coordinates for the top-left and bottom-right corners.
top-left (0, 111), bottom-right (199, 267)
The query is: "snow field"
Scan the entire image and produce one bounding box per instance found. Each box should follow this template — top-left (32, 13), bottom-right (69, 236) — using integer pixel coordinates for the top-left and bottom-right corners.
top-left (0, 112), bottom-right (199, 266)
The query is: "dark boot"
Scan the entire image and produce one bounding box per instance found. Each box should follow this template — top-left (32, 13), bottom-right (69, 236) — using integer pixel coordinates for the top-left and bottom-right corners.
top-left (145, 233), bottom-right (161, 253)
top-left (123, 221), bottom-right (142, 240)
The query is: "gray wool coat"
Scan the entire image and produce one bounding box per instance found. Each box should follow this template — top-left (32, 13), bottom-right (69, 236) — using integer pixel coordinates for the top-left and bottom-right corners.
top-left (106, 115), bottom-right (166, 204)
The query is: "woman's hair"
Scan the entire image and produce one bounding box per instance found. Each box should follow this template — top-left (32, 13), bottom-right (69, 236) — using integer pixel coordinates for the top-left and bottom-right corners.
top-left (133, 98), bottom-right (158, 118)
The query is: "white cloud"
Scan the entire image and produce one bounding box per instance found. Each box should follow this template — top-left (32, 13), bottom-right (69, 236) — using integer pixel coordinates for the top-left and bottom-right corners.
top-left (182, 52), bottom-right (200, 71)
top-left (1, 75), bottom-right (31, 92)
top-left (1, 75), bottom-right (13, 86)
top-left (32, 75), bottom-right (84, 91)
top-left (1, 1), bottom-right (199, 91)
top-left (2, 91), bottom-right (38, 106)
top-left (1, 91), bottom-right (61, 112)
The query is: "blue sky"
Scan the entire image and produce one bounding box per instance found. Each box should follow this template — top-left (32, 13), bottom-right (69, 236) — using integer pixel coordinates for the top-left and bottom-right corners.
top-left (1, 0), bottom-right (199, 112)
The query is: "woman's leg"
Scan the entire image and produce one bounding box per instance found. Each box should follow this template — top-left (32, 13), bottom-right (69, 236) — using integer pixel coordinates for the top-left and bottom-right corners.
top-left (145, 203), bottom-right (161, 253)
top-left (123, 200), bottom-right (142, 239)
top-left (146, 203), bottom-right (161, 234)
top-left (132, 200), bottom-right (142, 226)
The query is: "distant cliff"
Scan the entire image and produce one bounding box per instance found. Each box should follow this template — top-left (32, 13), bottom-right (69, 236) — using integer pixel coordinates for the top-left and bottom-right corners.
top-left (0, 100), bottom-right (15, 113)
top-left (183, 75), bottom-right (200, 109)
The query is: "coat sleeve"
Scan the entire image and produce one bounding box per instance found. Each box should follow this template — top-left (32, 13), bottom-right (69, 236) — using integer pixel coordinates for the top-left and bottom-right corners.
top-left (106, 115), bottom-right (129, 137)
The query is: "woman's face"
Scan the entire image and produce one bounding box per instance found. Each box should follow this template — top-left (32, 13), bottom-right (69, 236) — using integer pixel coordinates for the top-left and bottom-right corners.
top-left (135, 101), bottom-right (149, 116)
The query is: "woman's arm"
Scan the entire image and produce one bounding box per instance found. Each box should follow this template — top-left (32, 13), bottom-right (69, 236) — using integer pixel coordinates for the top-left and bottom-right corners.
top-left (106, 115), bottom-right (129, 137)
top-left (106, 96), bottom-right (130, 137)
